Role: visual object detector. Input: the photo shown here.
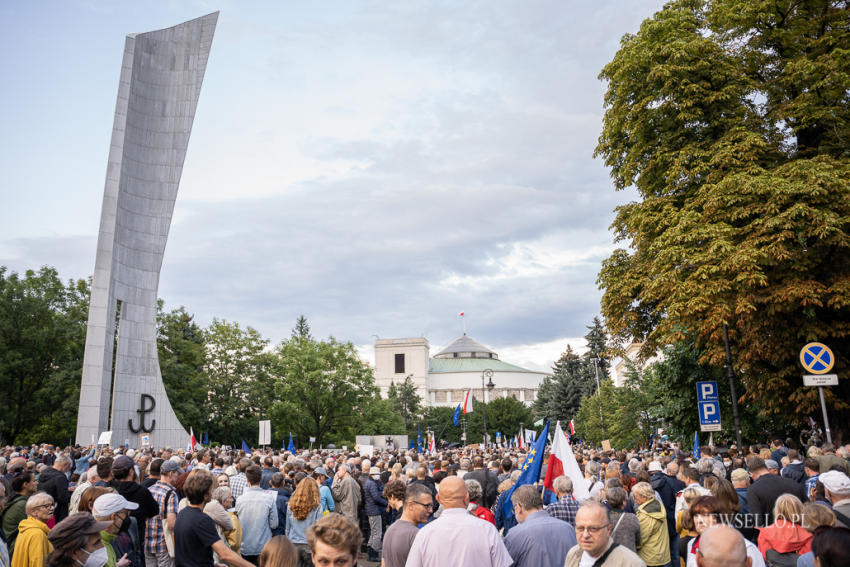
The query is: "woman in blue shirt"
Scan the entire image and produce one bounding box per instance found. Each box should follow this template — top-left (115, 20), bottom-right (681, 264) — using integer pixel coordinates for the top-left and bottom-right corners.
top-left (285, 477), bottom-right (321, 551)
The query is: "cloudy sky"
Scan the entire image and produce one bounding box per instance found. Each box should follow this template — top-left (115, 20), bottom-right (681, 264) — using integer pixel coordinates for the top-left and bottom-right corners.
top-left (1, 0), bottom-right (663, 372)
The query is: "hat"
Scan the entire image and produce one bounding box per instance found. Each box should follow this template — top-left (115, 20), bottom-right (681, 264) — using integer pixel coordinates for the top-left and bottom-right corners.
top-left (648, 461), bottom-right (663, 473)
top-left (313, 467), bottom-right (328, 478)
top-left (161, 460), bottom-right (184, 474)
top-left (93, 493), bottom-right (139, 517)
top-left (730, 468), bottom-right (749, 482)
top-left (820, 471), bottom-right (850, 496)
top-left (48, 513), bottom-right (113, 551)
top-left (765, 459), bottom-right (780, 470)
top-left (112, 455), bottom-right (134, 470)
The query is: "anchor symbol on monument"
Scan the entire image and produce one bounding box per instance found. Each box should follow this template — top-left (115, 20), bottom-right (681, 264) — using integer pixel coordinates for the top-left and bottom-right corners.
top-left (128, 394), bottom-right (156, 433)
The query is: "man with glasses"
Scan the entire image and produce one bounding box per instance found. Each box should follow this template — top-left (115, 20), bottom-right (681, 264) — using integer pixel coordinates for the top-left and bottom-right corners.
top-left (564, 501), bottom-right (645, 567)
top-left (382, 483), bottom-right (432, 567)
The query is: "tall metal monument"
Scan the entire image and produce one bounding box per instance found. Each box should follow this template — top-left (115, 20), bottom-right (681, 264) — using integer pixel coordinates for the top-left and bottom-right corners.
top-left (76, 13), bottom-right (218, 448)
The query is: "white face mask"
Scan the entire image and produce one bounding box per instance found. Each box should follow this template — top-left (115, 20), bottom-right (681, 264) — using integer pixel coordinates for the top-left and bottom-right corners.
top-left (76, 545), bottom-right (108, 567)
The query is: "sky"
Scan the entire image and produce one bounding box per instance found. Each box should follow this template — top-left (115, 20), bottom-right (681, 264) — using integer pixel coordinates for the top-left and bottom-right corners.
top-left (0, 0), bottom-right (664, 372)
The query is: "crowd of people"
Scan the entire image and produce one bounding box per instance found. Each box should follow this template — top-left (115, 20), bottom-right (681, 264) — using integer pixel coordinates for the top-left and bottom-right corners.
top-left (0, 434), bottom-right (848, 567)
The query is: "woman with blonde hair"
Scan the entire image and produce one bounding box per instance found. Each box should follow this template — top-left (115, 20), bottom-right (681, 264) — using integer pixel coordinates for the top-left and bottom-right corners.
top-left (757, 494), bottom-right (812, 561)
top-left (285, 475), bottom-right (321, 552)
top-left (797, 503), bottom-right (836, 567)
top-left (259, 535), bottom-right (297, 567)
top-left (389, 463), bottom-right (404, 484)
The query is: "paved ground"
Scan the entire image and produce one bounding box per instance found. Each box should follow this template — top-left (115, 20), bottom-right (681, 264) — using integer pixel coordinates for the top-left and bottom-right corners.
top-left (358, 551), bottom-right (380, 567)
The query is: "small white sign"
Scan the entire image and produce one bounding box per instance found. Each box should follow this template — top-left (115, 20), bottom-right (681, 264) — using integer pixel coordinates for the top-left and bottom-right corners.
top-left (803, 374), bottom-right (838, 387)
top-left (258, 420), bottom-right (271, 445)
top-left (141, 435), bottom-right (151, 447)
top-left (700, 423), bottom-right (722, 432)
top-left (358, 444), bottom-right (374, 456)
top-left (97, 431), bottom-right (113, 445)
top-left (309, 437), bottom-right (316, 443)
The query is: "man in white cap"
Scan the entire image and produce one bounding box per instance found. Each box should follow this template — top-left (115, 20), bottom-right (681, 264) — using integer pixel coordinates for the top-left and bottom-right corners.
top-left (93, 493), bottom-right (140, 567)
top-left (820, 470), bottom-right (850, 527)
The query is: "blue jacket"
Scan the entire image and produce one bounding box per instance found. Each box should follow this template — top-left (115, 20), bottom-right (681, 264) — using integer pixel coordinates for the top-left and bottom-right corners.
top-left (364, 477), bottom-right (387, 516)
top-left (271, 488), bottom-right (291, 537)
top-left (74, 448), bottom-right (96, 475)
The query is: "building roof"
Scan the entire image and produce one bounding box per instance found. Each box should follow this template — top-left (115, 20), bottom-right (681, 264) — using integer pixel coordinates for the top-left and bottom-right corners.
top-left (433, 334), bottom-right (499, 359)
top-left (429, 357), bottom-right (541, 374)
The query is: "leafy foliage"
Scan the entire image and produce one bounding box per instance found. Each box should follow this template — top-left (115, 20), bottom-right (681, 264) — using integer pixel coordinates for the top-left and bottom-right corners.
top-left (596, 0), bottom-right (850, 423)
top-left (387, 375), bottom-right (423, 436)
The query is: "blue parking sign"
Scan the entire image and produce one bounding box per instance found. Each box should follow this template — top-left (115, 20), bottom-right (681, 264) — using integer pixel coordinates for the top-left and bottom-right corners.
top-left (697, 381), bottom-right (721, 432)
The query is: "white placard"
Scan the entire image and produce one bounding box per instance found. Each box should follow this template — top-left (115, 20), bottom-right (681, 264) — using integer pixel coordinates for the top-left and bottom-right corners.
top-left (259, 420), bottom-right (271, 445)
top-left (97, 431), bottom-right (113, 445)
top-left (309, 437), bottom-right (316, 443)
top-left (358, 444), bottom-right (374, 457)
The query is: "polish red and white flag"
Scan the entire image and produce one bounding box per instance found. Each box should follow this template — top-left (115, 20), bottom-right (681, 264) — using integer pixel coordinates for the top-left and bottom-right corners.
top-left (543, 421), bottom-right (590, 500)
top-left (462, 390), bottom-right (474, 413)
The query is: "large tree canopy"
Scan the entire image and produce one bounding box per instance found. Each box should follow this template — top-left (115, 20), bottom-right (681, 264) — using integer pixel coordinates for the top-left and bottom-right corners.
top-left (596, 0), bottom-right (850, 423)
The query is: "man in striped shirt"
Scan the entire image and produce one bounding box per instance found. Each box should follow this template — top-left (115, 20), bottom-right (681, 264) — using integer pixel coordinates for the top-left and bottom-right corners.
top-left (229, 458), bottom-right (251, 500)
top-left (145, 459), bottom-right (182, 567)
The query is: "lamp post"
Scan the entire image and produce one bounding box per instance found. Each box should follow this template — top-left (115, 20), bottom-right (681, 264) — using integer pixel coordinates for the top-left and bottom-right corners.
top-left (482, 369), bottom-right (495, 446)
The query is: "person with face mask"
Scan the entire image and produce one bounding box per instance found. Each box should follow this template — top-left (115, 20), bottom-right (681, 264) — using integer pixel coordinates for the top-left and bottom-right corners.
top-left (46, 512), bottom-right (112, 567)
top-left (92, 494), bottom-right (137, 567)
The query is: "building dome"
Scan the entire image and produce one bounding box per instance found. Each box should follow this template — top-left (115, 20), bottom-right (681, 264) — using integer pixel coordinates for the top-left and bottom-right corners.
top-left (433, 334), bottom-right (499, 360)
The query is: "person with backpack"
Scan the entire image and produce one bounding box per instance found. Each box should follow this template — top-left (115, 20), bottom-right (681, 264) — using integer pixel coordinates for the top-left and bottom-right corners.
top-left (145, 460), bottom-right (182, 567)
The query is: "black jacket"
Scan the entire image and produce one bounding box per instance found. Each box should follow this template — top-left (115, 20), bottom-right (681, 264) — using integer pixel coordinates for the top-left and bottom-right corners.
top-left (38, 467), bottom-right (70, 522)
top-left (747, 473), bottom-right (807, 527)
top-left (465, 469), bottom-right (499, 509)
top-left (781, 462), bottom-right (806, 484)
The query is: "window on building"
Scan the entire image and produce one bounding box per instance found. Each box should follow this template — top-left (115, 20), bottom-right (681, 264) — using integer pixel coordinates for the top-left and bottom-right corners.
top-left (394, 353), bottom-right (405, 374)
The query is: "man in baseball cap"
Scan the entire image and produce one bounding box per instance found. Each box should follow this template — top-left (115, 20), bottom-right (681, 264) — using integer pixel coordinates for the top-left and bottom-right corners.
top-left (820, 470), bottom-right (850, 527)
top-left (93, 493), bottom-right (139, 567)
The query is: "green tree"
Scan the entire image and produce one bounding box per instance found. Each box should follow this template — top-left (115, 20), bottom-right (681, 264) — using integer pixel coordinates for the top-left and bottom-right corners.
top-left (0, 267), bottom-right (89, 444)
top-left (595, 0), bottom-right (850, 423)
top-left (422, 406), bottom-right (461, 445)
top-left (204, 318), bottom-right (273, 445)
top-left (575, 380), bottom-right (656, 449)
top-left (158, 305), bottom-right (210, 434)
top-left (387, 375), bottom-right (422, 436)
top-left (358, 397), bottom-right (406, 438)
top-left (483, 397), bottom-right (533, 443)
top-left (532, 345), bottom-right (590, 423)
top-left (270, 318), bottom-right (377, 446)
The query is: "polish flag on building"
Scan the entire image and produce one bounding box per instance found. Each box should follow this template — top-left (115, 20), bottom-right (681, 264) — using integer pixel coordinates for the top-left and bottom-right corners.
top-left (462, 390), bottom-right (474, 413)
top-left (458, 312), bottom-right (464, 317)
top-left (543, 421), bottom-right (590, 500)
top-left (188, 427), bottom-right (197, 453)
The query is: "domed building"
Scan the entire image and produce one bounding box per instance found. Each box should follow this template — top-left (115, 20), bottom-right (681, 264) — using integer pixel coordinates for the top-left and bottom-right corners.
top-left (374, 334), bottom-right (549, 407)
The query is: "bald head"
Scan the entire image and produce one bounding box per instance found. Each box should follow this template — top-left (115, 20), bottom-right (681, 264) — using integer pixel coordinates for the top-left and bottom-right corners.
top-left (696, 525), bottom-right (750, 567)
top-left (437, 476), bottom-right (469, 509)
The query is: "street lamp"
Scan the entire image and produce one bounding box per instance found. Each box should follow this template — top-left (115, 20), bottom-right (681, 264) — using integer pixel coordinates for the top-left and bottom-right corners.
top-left (482, 369), bottom-right (495, 446)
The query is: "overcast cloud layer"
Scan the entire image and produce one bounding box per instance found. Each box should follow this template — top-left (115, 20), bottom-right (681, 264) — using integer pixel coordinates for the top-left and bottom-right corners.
top-left (0, 1), bottom-right (663, 372)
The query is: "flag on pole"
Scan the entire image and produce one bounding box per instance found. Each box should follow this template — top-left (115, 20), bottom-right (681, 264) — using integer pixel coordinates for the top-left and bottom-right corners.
top-left (462, 391), bottom-right (474, 414)
top-left (417, 426), bottom-right (423, 452)
top-left (202, 431), bottom-right (209, 446)
top-left (241, 439), bottom-right (251, 454)
top-left (569, 420), bottom-right (576, 435)
top-left (518, 430), bottom-right (526, 450)
top-left (458, 311), bottom-right (464, 317)
top-left (693, 431), bottom-right (701, 459)
top-left (453, 404), bottom-right (461, 426)
top-left (428, 435), bottom-right (435, 454)
top-left (543, 421), bottom-right (590, 500)
top-left (503, 420), bottom-right (551, 522)
top-left (188, 427), bottom-right (197, 452)
top-left (287, 432), bottom-right (295, 453)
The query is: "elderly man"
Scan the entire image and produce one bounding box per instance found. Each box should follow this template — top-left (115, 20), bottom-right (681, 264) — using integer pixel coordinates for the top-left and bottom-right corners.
top-left (37, 454), bottom-right (72, 522)
top-left (820, 470), bottom-right (850, 527)
top-left (695, 525), bottom-right (752, 567)
top-left (547, 475), bottom-right (580, 526)
top-left (93, 493), bottom-right (139, 567)
top-left (69, 464), bottom-right (100, 515)
top-left (504, 485), bottom-right (576, 567)
top-left (382, 483), bottom-right (432, 567)
top-left (564, 501), bottom-right (644, 567)
top-left (11, 492), bottom-right (54, 567)
top-left (405, 476), bottom-right (511, 567)
top-left (731, 469), bottom-right (750, 514)
top-left (330, 464), bottom-right (361, 525)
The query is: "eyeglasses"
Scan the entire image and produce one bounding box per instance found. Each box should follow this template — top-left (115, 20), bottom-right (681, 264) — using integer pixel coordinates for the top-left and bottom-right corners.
top-left (411, 500), bottom-right (434, 510)
top-left (35, 503), bottom-right (56, 510)
top-left (575, 524), bottom-right (609, 534)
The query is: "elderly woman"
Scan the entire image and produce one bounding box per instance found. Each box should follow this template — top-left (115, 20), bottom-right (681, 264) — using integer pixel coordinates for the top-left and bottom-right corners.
top-left (465, 479), bottom-right (495, 525)
top-left (606, 487), bottom-right (641, 553)
top-left (684, 496), bottom-right (762, 567)
top-left (202, 486), bottom-right (234, 562)
top-left (12, 492), bottom-right (55, 567)
top-left (757, 494), bottom-right (812, 561)
top-left (45, 512), bottom-right (111, 567)
top-left (796, 503), bottom-right (835, 567)
top-left (632, 481), bottom-right (670, 567)
top-left (212, 487), bottom-right (241, 554)
top-left (585, 461), bottom-right (603, 500)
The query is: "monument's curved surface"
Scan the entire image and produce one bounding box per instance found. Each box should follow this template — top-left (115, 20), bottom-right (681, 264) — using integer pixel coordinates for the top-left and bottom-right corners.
top-left (76, 13), bottom-right (218, 448)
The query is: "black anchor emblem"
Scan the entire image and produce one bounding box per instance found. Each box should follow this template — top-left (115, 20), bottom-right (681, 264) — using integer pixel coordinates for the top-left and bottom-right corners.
top-left (128, 394), bottom-right (156, 433)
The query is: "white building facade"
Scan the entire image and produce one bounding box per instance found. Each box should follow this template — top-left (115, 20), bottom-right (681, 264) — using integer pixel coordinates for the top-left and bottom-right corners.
top-left (374, 334), bottom-right (549, 407)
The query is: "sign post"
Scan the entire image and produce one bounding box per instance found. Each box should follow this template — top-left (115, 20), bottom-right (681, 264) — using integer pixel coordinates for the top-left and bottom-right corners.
top-left (800, 342), bottom-right (836, 444)
top-left (696, 381), bottom-right (721, 432)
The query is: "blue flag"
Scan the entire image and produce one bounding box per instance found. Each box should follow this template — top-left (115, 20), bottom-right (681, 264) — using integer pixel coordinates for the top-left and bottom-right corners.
top-left (503, 420), bottom-right (550, 522)
top-left (202, 431), bottom-right (209, 446)
top-left (417, 425), bottom-right (422, 452)
top-left (288, 432), bottom-right (295, 452)
top-left (453, 404), bottom-right (461, 427)
top-left (241, 439), bottom-right (250, 454)
top-left (693, 431), bottom-right (701, 459)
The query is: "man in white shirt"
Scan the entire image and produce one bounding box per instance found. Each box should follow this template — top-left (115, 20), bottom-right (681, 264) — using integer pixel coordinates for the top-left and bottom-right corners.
top-left (405, 476), bottom-right (511, 567)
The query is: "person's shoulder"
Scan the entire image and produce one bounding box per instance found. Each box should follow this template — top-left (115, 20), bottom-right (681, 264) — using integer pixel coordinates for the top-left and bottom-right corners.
top-left (610, 543), bottom-right (645, 565)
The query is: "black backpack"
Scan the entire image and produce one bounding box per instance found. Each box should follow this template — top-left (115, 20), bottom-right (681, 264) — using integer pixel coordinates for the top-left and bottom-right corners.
top-left (765, 549), bottom-right (798, 567)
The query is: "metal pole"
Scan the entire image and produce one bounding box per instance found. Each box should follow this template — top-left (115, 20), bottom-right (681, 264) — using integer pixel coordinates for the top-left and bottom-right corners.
top-left (482, 373), bottom-right (488, 446)
top-left (818, 386), bottom-right (833, 444)
top-left (722, 323), bottom-right (744, 452)
top-left (591, 358), bottom-right (600, 395)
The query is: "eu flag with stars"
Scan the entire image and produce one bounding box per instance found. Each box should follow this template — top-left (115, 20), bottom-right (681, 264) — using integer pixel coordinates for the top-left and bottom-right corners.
top-left (417, 425), bottom-right (423, 452)
top-left (693, 431), bottom-right (701, 459)
top-left (241, 439), bottom-right (251, 454)
top-left (288, 433), bottom-right (295, 453)
top-left (453, 404), bottom-right (461, 427)
top-left (502, 419), bottom-right (550, 522)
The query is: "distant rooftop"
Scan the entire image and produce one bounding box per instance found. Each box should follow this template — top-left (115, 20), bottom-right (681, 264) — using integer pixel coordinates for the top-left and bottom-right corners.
top-left (433, 334), bottom-right (499, 360)
top-left (429, 357), bottom-right (540, 374)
